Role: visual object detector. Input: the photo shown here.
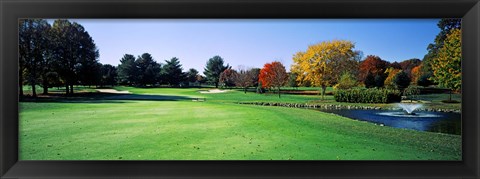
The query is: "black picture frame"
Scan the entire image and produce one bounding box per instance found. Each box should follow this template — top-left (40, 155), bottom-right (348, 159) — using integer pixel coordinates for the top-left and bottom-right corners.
top-left (1, 0), bottom-right (479, 178)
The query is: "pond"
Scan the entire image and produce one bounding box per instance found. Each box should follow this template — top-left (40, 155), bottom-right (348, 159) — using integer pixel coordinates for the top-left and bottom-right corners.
top-left (316, 109), bottom-right (461, 135)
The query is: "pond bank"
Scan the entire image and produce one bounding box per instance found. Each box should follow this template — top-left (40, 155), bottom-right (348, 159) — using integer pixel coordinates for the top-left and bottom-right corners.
top-left (236, 101), bottom-right (461, 113)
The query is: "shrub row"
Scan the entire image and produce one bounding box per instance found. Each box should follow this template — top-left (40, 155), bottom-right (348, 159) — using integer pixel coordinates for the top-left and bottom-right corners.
top-left (236, 101), bottom-right (461, 113)
top-left (334, 88), bottom-right (401, 103)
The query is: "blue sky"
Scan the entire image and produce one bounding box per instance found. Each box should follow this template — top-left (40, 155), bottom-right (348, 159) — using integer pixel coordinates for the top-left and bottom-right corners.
top-left (47, 19), bottom-right (440, 73)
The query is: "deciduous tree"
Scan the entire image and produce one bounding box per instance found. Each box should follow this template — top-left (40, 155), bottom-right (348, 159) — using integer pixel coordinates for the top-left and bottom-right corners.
top-left (394, 71), bottom-right (411, 91)
top-left (384, 67), bottom-right (401, 89)
top-left (74, 23), bottom-right (100, 88)
top-left (219, 68), bottom-right (237, 88)
top-left (288, 72), bottom-right (299, 89)
top-left (359, 55), bottom-right (389, 83)
top-left (259, 61), bottom-right (288, 98)
top-left (79, 62), bottom-right (102, 87)
top-left (422, 18), bottom-right (461, 86)
top-left (291, 40), bottom-right (357, 99)
top-left (19, 19), bottom-right (52, 97)
top-left (250, 68), bottom-right (261, 87)
top-left (399, 58), bottom-right (421, 76)
top-left (431, 28), bottom-right (461, 101)
top-left (51, 20), bottom-right (98, 94)
top-left (234, 67), bottom-right (258, 93)
top-left (334, 72), bottom-right (358, 90)
top-left (410, 65), bottom-right (422, 85)
top-left (417, 74), bottom-right (433, 87)
top-left (434, 19), bottom-right (462, 50)
top-left (389, 62), bottom-right (402, 69)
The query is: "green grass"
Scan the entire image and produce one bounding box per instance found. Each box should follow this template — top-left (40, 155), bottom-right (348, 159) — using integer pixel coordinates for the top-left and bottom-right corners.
top-left (22, 85), bottom-right (98, 95)
top-left (23, 85), bottom-right (460, 110)
top-left (416, 93), bottom-right (461, 110)
top-left (115, 86), bottom-right (323, 103)
top-left (19, 87), bottom-right (461, 160)
top-left (114, 86), bottom-right (206, 98)
top-left (116, 86), bottom-right (459, 110)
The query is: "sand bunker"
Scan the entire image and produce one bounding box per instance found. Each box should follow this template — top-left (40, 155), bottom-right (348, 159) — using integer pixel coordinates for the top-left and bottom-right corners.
top-left (199, 89), bottom-right (228, 94)
top-left (96, 89), bottom-right (131, 94)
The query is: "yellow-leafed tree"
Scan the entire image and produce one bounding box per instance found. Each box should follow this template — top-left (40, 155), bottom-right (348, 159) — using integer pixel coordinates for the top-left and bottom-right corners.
top-left (291, 40), bottom-right (358, 99)
top-left (431, 28), bottom-right (461, 101)
top-left (384, 67), bottom-right (401, 89)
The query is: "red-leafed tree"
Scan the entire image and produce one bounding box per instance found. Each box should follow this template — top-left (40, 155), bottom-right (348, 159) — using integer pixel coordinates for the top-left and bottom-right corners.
top-left (259, 63), bottom-right (273, 89)
top-left (219, 68), bottom-right (238, 88)
top-left (258, 61), bottom-right (288, 98)
top-left (359, 55), bottom-right (390, 83)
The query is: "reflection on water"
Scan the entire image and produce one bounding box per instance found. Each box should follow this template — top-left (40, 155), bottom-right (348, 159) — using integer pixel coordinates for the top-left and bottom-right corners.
top-left (316, 109), bottom-right (461, 135)
top-left (377, 111), bottom-right (441, 118)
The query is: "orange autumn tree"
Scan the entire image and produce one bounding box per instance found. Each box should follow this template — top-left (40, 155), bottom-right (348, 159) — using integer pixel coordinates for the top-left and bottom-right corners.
top-left (410, 64), bottom-right (422, 85)
top-left (258, 61), bottom-right (288, 98)
top-left (259, 63), bottom-right (273, 89)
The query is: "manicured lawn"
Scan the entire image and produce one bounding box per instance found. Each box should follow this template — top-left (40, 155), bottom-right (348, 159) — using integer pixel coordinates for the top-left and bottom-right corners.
top-left (22, 85), bottom-right (98, 95)
top-left (416, 93), bottom-right (461, 110)
top-left (114, 86), bottom-right (461, 110)
top-left (23, 85), bottom-right (460, 110)
top-left (115, 86), bottom-right (322, 103)
top-left (19, 87), bottom-right (461, 160)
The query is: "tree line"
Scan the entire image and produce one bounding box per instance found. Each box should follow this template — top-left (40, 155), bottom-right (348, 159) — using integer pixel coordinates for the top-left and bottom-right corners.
top-left (289, 18), bottom-right (462, 100)
top-left (19, 19), bottom-right (227, 96)
top-left (20, 19), bottom-right (103, 97)
top-left (117, 54), bottom-right (263, 94)
top-left (18, 17), bottom-right (261, 95)
top-left (20, 18), bottom-right (461, 101)
top-left (117, 54), bottom-right (188, 87)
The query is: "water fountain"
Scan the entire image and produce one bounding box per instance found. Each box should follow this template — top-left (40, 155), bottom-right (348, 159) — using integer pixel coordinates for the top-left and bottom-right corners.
top-left (316, 103), bottom-right (460, 134)
top-left (377, 103), bottom-right (439, 118)
top-left (397, 103), bottom-right (423, 115)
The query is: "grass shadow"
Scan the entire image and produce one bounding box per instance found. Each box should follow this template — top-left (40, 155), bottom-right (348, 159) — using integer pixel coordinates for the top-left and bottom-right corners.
top-left (102, 93), bottom-right (197, 101)
top-left (20, 92), bottom-right (199, 103)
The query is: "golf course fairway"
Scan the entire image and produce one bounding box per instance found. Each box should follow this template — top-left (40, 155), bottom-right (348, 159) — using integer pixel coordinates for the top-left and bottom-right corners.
top-left (19, 88), bottom-right (461, 160)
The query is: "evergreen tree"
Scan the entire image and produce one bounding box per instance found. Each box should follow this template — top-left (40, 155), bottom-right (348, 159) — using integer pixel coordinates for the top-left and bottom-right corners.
top-left (185, 68), bottom-right (199, 85)
top-left (204, 56), bottom-right (230, 88)
top-left (117, 54), bottom-right (138, 85)
top-left (136, 53), bottom-right (161, 86)
top-left (161, 57), bottom-right (184, 86)
top-left (101, 64), bottom-right (118, 87)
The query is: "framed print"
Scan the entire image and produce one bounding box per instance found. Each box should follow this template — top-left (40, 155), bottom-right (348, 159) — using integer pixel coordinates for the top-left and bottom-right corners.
top-left (1, 0), bottom-right (479, 178)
